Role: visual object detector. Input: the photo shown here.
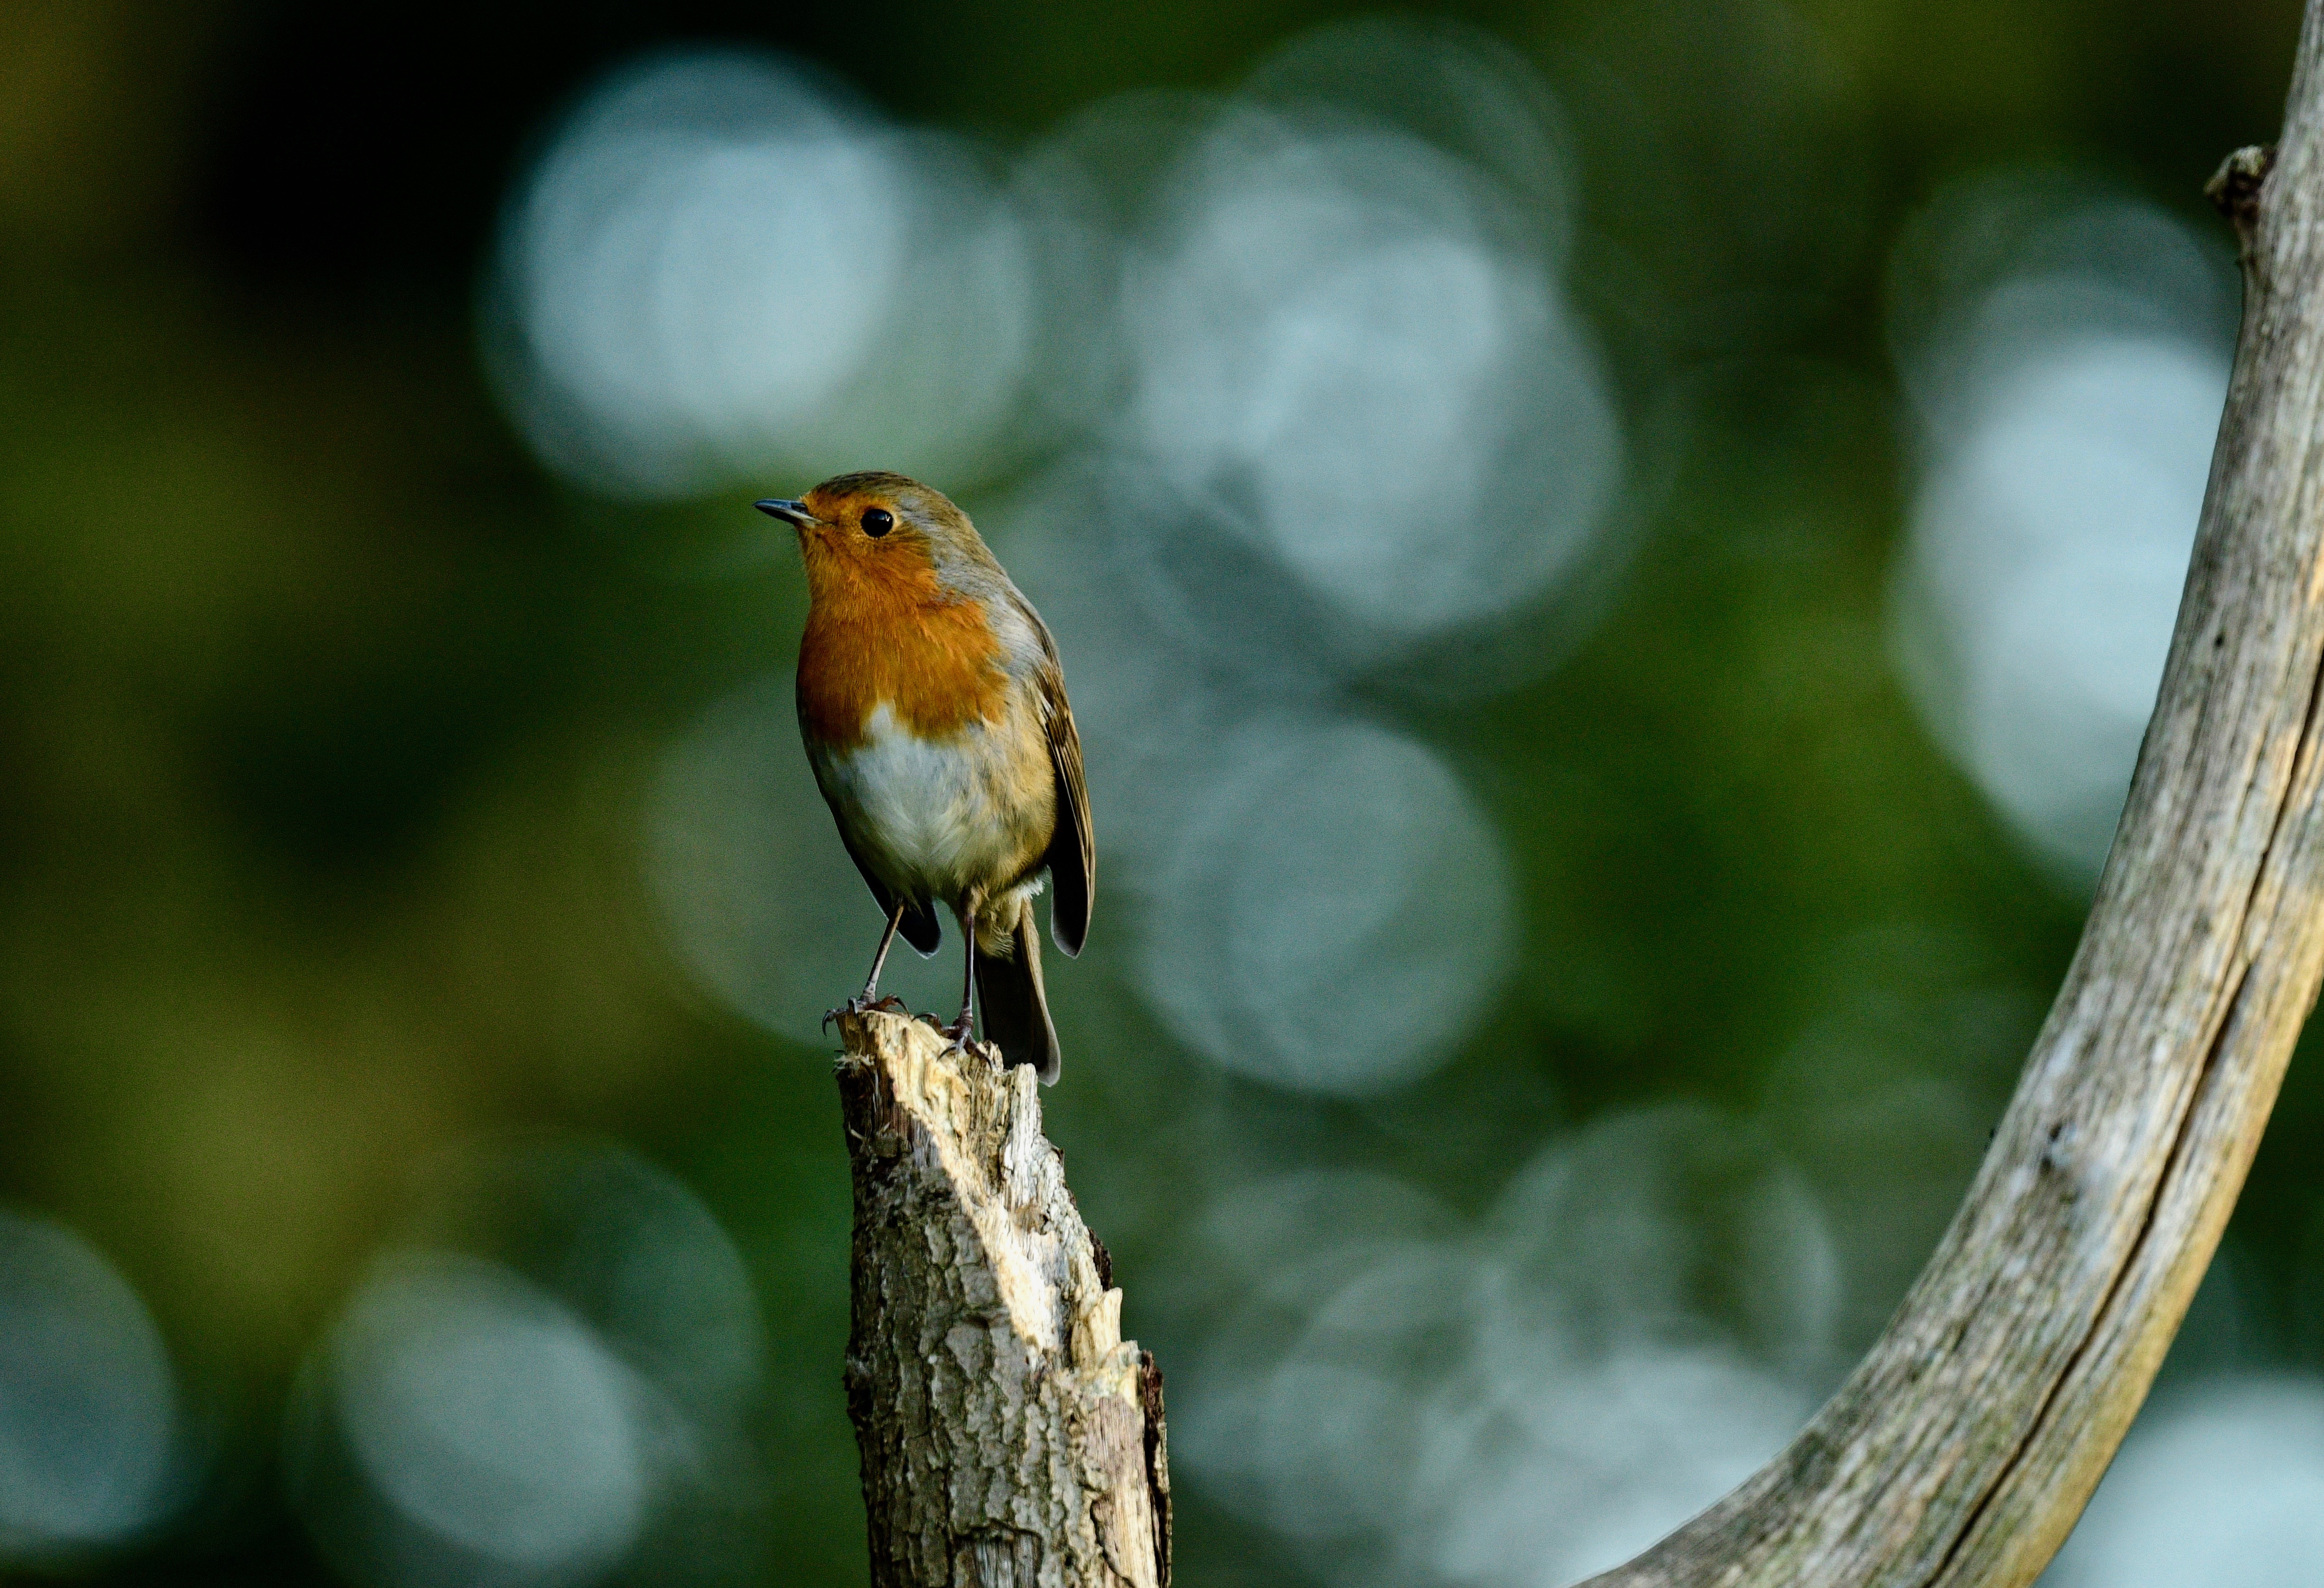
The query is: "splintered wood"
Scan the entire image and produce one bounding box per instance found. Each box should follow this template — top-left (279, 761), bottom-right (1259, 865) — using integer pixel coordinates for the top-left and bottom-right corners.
top-left (836, 1010), bottom-right (1169, 1588)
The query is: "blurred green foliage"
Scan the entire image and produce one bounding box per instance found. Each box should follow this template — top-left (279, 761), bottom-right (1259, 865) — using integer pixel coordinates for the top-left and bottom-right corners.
top-left (1, 0), bottom-right (2318, 1583)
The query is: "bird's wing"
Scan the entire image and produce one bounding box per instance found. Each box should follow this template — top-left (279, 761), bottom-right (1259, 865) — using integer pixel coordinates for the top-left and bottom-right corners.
top-left (836, 818), bottom-right (943, 956)
top-left (1031, 651), bottom-right (1094, 959)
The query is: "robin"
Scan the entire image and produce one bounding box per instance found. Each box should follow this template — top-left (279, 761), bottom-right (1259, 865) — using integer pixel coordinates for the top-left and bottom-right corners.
top-left (753, 472), bottom-right (1092, 1083)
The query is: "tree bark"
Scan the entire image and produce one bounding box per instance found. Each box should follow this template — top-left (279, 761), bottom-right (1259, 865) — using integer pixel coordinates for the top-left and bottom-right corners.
top-left (836, 1008), bottom-right (1169, 1588)
top-left (1581, 9), bottom-right (2324, 1587)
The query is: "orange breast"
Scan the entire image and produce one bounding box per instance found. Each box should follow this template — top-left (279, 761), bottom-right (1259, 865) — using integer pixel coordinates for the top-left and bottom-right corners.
top-left (795, 544), bottom-right (1009, 749)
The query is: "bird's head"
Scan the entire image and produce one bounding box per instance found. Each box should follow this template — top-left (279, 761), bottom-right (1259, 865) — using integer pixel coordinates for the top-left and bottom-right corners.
top-left (754, 472), bottom-right (994, 599)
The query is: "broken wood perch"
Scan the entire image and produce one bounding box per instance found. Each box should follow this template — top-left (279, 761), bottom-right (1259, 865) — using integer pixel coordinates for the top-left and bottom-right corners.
top-left (836, 1009), bottom-right (1170, 1588)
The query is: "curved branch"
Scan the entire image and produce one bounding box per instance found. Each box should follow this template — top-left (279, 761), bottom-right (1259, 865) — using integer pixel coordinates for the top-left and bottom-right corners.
top-left (1582, 10), bottom-right (2324, 1587)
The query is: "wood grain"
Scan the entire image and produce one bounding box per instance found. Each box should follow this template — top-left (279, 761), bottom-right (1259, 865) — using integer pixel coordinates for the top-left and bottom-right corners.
top-left (837, 1009), bottom-right (1169, 1588)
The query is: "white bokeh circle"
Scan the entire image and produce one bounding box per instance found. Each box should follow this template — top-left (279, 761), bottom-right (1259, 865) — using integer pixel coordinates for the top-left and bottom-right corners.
top-left (1122, 110), bottom-right (1620, 653)
top-left (1888, 176), bottom-right (2234, 886)
top-left (493, 49), bottom-right (1034, 498)
top-left (0, 1209), bottom-right (179, 1561)
top-left (1137, 715), bottom-right (1515, 1095)
top-left (1895, 332), bottom-right (2225, 880)
top-left (330, 1255), bottom-right (650, 1574)
top-left (1173, 1111), bottom-right (1831, 1587)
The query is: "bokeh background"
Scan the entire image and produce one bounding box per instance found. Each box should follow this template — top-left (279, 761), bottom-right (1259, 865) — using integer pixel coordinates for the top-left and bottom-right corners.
top-left (5, 1), bottom-right (2324, 1584)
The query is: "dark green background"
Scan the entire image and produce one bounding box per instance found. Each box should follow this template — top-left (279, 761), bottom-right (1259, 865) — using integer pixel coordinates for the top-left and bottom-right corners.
top-left (0, 1), bottom-right (2313, 1583)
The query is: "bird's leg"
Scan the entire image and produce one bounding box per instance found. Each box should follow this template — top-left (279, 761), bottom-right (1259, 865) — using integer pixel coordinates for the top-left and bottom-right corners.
top-left (827, 899), bottom-right (910, 1029)
top-left (859, 899), bottom-right (908, 1007)
top-left (943, 893), bottom-right (981, 1052)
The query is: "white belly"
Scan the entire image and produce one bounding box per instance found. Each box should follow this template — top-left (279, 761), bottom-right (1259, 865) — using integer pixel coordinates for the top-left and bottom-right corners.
top-left (813, 702), bottom-right (1052, 904)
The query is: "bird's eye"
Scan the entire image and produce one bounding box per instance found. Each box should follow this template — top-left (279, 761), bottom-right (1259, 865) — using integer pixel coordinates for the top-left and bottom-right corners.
top-left (861, 508), bottom-right (894, 538)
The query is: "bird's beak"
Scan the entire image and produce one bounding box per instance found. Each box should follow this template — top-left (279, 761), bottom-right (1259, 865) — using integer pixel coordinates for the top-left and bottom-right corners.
top-left (754, 498), bottom-right (813, 527)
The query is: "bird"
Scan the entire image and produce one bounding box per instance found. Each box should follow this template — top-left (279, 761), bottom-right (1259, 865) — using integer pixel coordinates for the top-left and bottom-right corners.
top-left (754, 472), bottom-right (1092, 1084)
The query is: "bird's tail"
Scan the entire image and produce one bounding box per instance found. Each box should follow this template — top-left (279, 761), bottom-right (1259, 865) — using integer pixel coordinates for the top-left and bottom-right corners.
top-left (974, 890), bottom-right (1061, 1084)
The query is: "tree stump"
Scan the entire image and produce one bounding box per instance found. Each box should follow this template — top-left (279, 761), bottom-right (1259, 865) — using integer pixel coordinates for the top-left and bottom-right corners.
top-left (836, 1009), bottom-right (1169, 1588)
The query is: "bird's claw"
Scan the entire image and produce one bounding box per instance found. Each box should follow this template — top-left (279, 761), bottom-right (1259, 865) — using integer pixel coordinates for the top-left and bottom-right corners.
top-left (912, 1011), bottom-right (985, 1060)
top-left (824, 992), bottom-right (909, 1031)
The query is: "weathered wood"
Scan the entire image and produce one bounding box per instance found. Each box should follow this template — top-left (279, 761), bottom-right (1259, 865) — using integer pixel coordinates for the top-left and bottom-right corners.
top-left (837, 1009), bottom-right (1169, 1588)
top-left (1581, 9), bottom-right (2324, 1587)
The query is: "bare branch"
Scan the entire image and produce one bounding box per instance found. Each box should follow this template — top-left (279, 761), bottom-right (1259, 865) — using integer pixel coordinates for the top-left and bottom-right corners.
top-left (1582, 8), bottom-right (2324, 1585)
